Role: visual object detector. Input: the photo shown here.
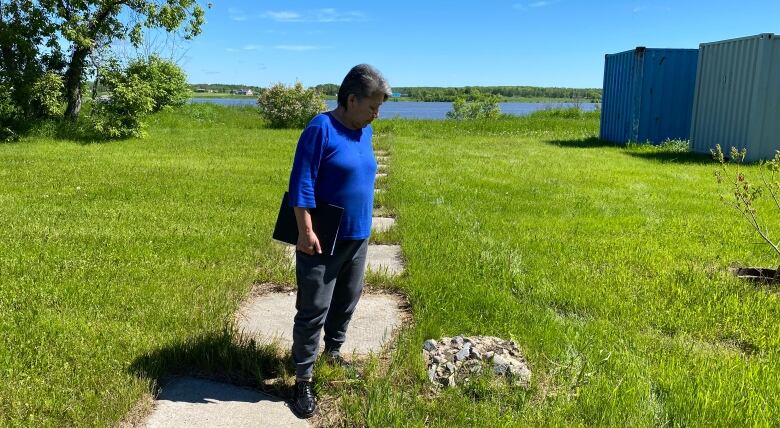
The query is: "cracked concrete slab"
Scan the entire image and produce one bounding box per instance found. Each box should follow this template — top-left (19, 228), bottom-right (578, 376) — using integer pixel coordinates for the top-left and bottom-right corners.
top-left (365, 245), bottom-right (403, 275)
top-left (236, 292), bottom-right (404, 355)
top-left (143, 377), bottom-right (307, 428)
top-left (372, 216), bottom-right (395, 233)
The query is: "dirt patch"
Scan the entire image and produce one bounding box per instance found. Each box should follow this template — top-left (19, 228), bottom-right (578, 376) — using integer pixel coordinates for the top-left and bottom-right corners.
top-left (115, 391), bottom-right (155, 428)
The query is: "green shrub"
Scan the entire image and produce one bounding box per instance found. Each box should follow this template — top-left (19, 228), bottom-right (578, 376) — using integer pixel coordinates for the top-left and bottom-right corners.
top-left (88, 63), bottom-right (154, 138)
top-left (126, 55), bottom-right (189, 112)
top-left (0, 83), bottom-right (19, 120)
top-left (31, 72), bottom-right (65, 118)
top-left (446, 94), bottom-right (501, 120)
top-left (257, 82), bottom-right (326, 128)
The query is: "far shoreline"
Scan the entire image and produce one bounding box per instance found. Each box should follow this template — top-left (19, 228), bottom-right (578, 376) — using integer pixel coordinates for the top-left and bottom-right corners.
top-left (188, 92), bottom-right (598, 104)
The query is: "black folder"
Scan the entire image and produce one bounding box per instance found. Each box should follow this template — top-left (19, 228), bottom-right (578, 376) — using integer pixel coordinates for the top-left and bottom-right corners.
top-left (272, 192), bottom-right (344, 256)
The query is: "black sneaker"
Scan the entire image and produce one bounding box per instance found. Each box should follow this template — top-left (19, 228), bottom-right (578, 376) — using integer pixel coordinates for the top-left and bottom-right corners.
top-left (291, 380), bottom-right (316, 418)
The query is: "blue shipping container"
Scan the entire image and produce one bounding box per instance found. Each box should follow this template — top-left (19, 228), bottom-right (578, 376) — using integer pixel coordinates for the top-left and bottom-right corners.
top-left (600, 47), bottom-right (698, 144)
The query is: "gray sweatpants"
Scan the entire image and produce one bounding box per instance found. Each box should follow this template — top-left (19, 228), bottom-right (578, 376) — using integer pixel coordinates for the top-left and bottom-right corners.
top-left (292, 239), bottom-right (368, 380)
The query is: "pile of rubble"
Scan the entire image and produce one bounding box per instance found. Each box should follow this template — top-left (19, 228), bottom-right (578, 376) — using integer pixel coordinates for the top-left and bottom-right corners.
top-left (423, 335), bottom-right (531, 388)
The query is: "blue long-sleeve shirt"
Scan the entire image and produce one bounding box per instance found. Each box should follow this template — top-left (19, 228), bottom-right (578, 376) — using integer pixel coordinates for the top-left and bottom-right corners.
top-left (288, 112), bottom-right (377, 240)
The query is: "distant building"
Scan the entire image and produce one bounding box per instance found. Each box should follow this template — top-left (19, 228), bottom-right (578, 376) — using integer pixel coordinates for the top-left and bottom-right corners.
top-left (234, 89), bottom-right (254, 96)
top-left (194, 88), bottom-right (207, 93)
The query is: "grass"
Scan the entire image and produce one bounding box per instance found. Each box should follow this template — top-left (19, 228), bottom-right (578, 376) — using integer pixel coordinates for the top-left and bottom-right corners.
top-left (1, 105), bottom-right (779, 426)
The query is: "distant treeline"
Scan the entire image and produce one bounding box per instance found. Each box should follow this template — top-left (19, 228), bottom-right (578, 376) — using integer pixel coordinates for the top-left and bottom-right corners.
top-left (188, 83), bottom-right (602, 102)
top-left (189, 83), bottom-right (264, 93)
top-left (314, 84), bottom-right (601, 102)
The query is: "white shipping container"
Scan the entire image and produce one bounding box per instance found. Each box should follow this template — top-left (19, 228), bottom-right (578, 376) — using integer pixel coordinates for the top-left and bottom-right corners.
top-left (690, 33), bottom-right (780, 161)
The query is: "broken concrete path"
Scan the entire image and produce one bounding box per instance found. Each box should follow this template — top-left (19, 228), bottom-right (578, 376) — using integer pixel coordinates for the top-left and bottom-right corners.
top-left (372, 216), bottom-right (395, 233)
top-left (143, 377), bottom-right (307, 428)
top-left (236, 292), bottom-right (404, 355)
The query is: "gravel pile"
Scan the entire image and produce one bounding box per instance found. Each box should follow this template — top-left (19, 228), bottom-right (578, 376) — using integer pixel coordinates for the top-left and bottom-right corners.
top-left (423, 335), bottom-right (532, 388)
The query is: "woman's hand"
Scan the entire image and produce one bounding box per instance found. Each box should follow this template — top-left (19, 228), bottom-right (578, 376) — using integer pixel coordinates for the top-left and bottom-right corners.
top-left (297, 230), bottom-right (322, 255)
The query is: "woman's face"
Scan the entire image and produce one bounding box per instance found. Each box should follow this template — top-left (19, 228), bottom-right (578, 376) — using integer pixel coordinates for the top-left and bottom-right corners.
top-left (346, 92), bottom-right (385, 129)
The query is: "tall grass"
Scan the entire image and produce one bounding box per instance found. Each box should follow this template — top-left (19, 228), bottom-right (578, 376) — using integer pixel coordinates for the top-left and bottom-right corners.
top-left (343, 110), bottom-right (780, 426)
top-left (1, 105), bottom-right (778, 426)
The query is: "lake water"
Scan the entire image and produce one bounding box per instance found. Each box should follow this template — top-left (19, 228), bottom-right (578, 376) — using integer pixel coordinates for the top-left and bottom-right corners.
top-left (189, 98), bottom-right (599, 120)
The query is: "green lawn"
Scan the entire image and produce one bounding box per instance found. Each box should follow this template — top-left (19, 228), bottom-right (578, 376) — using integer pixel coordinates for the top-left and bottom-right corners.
top-left (1, 105), bottom-right (778, 426)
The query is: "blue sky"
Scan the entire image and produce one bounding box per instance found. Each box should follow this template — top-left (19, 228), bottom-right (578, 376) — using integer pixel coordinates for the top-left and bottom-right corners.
top-left (179, 1), bottom-right (780, 88)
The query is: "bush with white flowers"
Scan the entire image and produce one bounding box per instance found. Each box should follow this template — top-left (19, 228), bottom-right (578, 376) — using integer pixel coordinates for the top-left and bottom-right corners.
top-left (257, 82), bottom-right (327, 129)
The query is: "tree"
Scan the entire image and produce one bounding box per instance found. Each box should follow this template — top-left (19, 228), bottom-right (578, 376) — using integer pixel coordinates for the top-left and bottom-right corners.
top-left (37, 0), bottom-right (205, 119)
top-left (89, 58), bottom-right (154, 138)
top-left (126, 55), bottom-right (188, 111)
top-left (0, 0), bottom-right (65, 119)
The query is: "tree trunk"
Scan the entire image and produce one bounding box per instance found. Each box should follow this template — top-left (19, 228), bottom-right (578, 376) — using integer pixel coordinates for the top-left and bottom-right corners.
top-left (64, 47), bottom-right (89, 120)
top-left (91, 70), bottom-right (99, 101)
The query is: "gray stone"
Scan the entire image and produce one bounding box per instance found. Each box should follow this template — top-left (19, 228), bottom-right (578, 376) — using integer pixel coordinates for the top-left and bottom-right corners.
top-left (423, 339), bottom-right (438, 352)
top-left (464, 360), bottom-right (483, 373)
top-left (451, 336), bottom-right (464, 347)
top-left (455, 345), bottom-right (471, 362)
top-left (492, 355), bottom-right (510, 376)
top-left (422, 335), bottom-right (532, 390)
top-left (508, 363), bottom-right (532, 381)
top-left (142, 377), bottom-right (307, 428)
top-left (236, 291), bottom-right (403, 355)
top-left (427, 365), bottom-right (438, 383)
top-left (446, 375), bottom-right (456, 387)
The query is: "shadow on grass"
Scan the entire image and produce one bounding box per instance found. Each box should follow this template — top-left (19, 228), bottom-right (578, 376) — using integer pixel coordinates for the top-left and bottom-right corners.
top-left (624, 150), bottom-right (713, 165)
top-left (128, 327), bottom-right (294, 397)
top-left (547, 137), bottom-right (715, 165)
top-left (546, 137), bottom-right (618, 149)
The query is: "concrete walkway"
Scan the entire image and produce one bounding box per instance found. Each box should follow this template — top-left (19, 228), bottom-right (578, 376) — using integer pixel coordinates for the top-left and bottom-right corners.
top-left (372, 216), bottom-right (395, 233)
top-left (141, 148), bottom-right (404, 426)
top-left (236, 292), bottom-right (405, 354)
top-left (144, 377), bottom-right (307, 428)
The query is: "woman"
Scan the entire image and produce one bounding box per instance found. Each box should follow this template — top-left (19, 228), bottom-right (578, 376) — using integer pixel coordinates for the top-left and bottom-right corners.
top-left (286, 64), bottom-right (391, 418)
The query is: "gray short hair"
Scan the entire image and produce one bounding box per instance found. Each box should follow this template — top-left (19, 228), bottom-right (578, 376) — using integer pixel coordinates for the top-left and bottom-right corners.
top-left (337, 64), bottom-right (392, 110)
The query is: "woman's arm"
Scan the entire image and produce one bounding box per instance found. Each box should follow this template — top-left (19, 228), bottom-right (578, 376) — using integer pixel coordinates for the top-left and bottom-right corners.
top-left (294, 207), bottom-right (322, 255)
